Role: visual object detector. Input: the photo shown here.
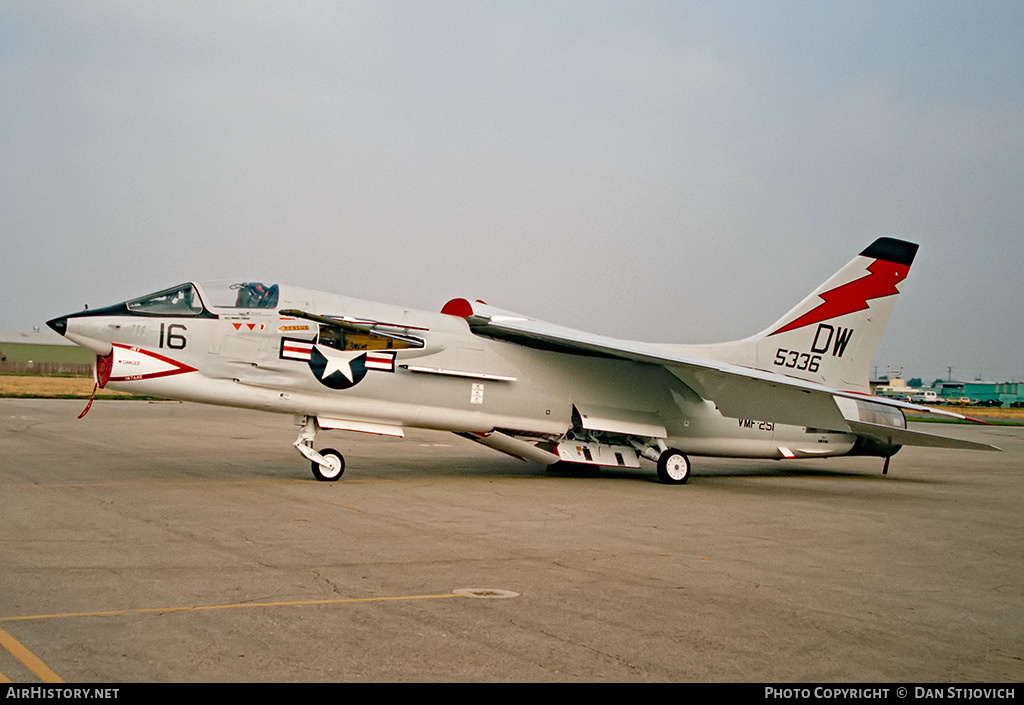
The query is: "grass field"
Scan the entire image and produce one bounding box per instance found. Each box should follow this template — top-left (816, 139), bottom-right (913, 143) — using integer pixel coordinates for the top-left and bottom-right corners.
top-left (905, 406), bottom-right (1024, 422)
top-left (0, 341), bottom-right (93, 363)
top-left (0, 375), bottom-right (142, 398)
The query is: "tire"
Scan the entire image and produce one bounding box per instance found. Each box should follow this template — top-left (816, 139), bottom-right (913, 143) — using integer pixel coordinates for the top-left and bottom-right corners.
top-left (656, 449), bottom-right (690, 485)
top-left (311, 448), bottom-right (345, 481)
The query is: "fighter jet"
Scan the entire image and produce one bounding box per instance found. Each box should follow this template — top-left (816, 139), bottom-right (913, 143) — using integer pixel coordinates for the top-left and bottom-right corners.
top-left (46, 238), bottom-right (998, 484)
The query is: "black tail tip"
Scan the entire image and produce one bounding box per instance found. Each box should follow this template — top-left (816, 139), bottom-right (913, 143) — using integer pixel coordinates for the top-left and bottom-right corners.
top-left (861, 238), bottom-right (919, 266)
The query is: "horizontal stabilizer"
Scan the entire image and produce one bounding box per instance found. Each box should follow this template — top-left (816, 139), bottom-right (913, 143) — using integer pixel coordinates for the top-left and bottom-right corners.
top-left (845, 420), bottom-right (1001, 452)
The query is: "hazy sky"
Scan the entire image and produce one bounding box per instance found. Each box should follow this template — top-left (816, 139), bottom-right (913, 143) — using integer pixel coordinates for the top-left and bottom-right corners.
top-left (3, 1), bottom-right (1021, 383)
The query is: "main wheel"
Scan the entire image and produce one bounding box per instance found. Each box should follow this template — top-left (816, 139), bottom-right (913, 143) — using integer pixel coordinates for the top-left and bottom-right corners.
top-left (656, 449), bottom-right (690, 485)
top-left (311, 448), bottom-right (345, 481)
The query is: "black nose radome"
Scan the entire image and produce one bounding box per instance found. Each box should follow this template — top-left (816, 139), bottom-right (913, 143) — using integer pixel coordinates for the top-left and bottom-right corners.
top-left (46, 316), bottom-right (67, 336)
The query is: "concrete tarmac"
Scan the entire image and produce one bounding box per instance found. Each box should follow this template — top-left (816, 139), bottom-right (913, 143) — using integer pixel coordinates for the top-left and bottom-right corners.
top-left (1, 399), bottom-right (1021, 682)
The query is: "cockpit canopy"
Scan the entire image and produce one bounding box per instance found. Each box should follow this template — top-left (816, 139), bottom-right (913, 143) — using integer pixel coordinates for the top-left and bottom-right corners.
top-left (125, 282), bottom-right (279, 316)
top-left (197, 281), bottom-right (279, 309)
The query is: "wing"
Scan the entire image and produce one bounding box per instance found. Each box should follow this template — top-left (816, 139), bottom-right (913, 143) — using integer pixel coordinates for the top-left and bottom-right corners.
top-left (442, 300), bottom-right (1000, 452)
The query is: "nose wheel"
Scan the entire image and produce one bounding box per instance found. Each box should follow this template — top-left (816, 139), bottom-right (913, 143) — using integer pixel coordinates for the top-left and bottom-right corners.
top-left (311, 448), bottom-right (345, 481)
top-left (294, 416), bottom-right (346, 481)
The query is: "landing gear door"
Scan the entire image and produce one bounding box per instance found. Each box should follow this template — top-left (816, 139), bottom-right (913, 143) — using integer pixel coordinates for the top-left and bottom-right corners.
top-left (571, 403), bottom-right (667, 439)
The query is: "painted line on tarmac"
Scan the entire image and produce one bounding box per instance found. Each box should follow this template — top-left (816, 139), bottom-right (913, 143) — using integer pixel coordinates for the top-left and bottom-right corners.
top-left (0, 589), bottom-right (519, 624)
top-left (0, 626), bottom-right (64, 683)
top-left (0, 479), bottom-right (304, 490)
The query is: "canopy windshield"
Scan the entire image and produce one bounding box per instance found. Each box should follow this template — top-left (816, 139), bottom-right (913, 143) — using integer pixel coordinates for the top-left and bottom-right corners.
top-left (126, 284), bottom-right (204, 315)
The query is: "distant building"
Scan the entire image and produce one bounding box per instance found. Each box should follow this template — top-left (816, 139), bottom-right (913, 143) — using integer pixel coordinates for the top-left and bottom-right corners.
top-left (871, 375), bottom-right (1023, 406)
top-left (937, 381), bottom-right (1023, 405)
top-left (870, 376), bottom-right (915, 398)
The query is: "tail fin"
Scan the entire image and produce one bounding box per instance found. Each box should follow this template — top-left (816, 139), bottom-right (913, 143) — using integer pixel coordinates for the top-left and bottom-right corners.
top-left (672, 238), bottom-right (918, 393)
top-left (754, 237), bottom-right (918, 392)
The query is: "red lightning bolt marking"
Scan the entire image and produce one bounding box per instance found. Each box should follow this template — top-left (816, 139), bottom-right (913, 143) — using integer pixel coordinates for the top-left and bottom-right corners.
top-left (769, 259), bottom-right (911, 336)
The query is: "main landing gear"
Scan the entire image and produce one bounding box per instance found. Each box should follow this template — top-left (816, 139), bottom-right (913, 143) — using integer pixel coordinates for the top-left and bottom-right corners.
top-left (294, 416), bottom-right (346, 481)
top-left (634, 440), bottom-right (691, 485)
top-left (656, 448), bottom-right (691, 485)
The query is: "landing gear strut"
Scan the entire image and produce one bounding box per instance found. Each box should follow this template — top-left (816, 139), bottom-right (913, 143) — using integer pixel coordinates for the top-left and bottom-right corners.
top-left (293, 416), bottom-right (347, 481)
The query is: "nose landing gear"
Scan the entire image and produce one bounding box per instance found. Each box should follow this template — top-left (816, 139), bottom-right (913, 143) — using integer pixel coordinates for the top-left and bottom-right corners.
top-left (293, 416), bottom-right (346, 481)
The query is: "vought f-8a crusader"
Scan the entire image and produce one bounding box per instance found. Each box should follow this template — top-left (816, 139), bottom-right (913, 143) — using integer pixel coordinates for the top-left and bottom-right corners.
top-left (47, 238), bottom-right (997, 484)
